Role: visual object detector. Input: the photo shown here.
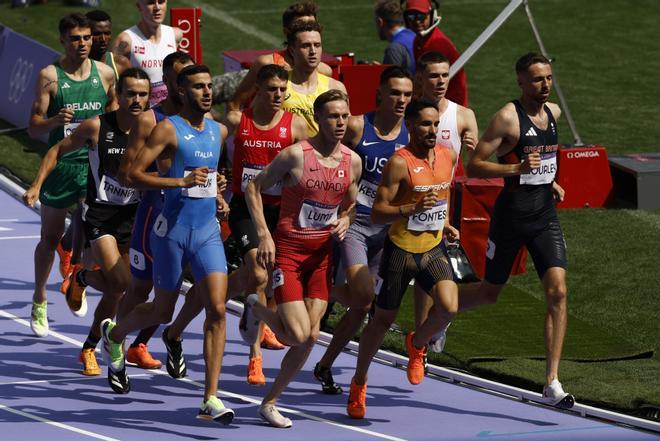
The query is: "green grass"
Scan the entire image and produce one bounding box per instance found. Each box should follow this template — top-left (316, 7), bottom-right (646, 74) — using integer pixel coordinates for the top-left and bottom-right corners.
top-left (1, 0), bottom-right (659, 416)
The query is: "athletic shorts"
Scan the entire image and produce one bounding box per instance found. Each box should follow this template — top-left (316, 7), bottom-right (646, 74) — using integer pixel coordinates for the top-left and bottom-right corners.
top-left (375, 236), bottom-right (453, 310)
top-left (39, 160), bottom-right (87, 209)
top-left (82, 201), bottom-right (137, 246)
top-left (273, 233), bottom-right (332, 304)
top-left (336, 213), bottom-right (388, 282)
top-left (151, 216), bottom-right (227, 292)
top-left (129, 199), bottom-right (161, 281)
top-left (485, 205), bottom-right (567, 285)
top-left (228, 194), bottom-right (280, 258)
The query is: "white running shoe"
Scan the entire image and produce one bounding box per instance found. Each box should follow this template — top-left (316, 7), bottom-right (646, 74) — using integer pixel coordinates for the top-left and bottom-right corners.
top-left (239, 293), bottom-right (260, 345)
top-left (259, 404), bottom-right (292, 428)
top-left (197, 396), bottom-right (234, 425)
top-left (30, 301), bottom-right (48, 337)
top-left (542, 379), bottom-right (575, 409)
top-left (428, 322), bottom-right (451, 353)
top-left (72, 295), bottom-right (87, 318)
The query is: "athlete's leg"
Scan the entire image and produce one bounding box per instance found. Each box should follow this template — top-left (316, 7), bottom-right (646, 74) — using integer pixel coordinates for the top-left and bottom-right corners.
top-left (412, 280), bottom-right (458, 347)
top-left (199, 271), bottom-right (229, 400)
top-left (68, 204), bottom-right (86, 267)
top-left (414, 283), bottom-right (432, 329)
top-left (542, 267), bottom-right (567, 384)
top-left (109, 286), bottom-right (179, 342)
top-left (33, 205), bottom-right (67, 303)
top-left (353, 306), bottom-right (399, 385)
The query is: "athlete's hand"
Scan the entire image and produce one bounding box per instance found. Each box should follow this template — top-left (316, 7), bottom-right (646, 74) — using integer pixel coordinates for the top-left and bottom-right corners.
top-left (22, 186), bottom-right (40, 207)
top-left (216, 195), bottom-right (230, 219)
top-left (443, 224), bottom-right (460, 242)
top-left (52, 108), bottom-right (75, 127)
top-left (331, 215), bottom-right (351, 241)
top-left (256, 235), bottom-right (276, 269)
top-left (414, 190), bottom-right (440, 213)
top-left (552, 181), bottom-right (565, 202)
top-left (461, 132), bottom-right (477, 152)
top-left (217, 173), bottom-right (228, 193)
top-left (182, 166), bottom-right (209, 188)
top-left (520, 152), bottom-right (541, 174)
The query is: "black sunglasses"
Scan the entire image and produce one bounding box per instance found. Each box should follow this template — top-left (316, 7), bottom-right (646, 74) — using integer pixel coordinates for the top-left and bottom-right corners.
top-left (405, 11), bottom-right (429, 21)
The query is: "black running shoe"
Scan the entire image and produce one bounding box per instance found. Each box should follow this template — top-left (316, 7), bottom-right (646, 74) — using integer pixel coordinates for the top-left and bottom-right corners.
top-left (162, 326), bottom-right (187, 379)
top-left (314, 362), bottom-right (343, 395)
top-left (107, 365), bottom-right (130, 394)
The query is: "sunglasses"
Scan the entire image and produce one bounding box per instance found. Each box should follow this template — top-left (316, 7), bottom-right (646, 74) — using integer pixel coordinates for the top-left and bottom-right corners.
top-left (405, 11), bottom-right (429, 21)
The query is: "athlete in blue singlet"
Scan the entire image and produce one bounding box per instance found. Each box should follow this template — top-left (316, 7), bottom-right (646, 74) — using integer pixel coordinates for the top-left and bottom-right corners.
top-left (313, 66), bottom-right (413, 394)
top-left (101, 65), bottom-right (235, 424)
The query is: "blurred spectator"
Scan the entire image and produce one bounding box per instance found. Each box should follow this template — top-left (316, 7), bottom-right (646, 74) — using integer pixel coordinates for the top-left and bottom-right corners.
top-left (374, 0), bottom-right (416, 74)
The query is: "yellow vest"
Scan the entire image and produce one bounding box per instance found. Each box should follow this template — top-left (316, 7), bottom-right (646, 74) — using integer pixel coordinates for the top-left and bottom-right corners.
top-left (282, 71), bottom-right (331, 137)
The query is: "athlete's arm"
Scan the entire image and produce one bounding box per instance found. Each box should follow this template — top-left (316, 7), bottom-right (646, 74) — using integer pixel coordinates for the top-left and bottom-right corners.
top-left (291, 114), bottom-right (309, 143)
top-left (113, 53), bottom-right (132, 75)
top-left (458, 106), bottom-right (479, 155)
top-left (227, 54), bottom-right (272, 111)
top-left (111, 32), bottom-right (132, 61)
top-left (23, 118), bottom-right (100, 207)
top-left (328, 77), bottom-right (347, 94)
top-left (173, 27), bottom-right (184, 45)
top-left (467, 105), bottom-right (540, 178)
top-left (27, 65), bottom-right (74, 139)
top-left (331, 151), bottom-right (362, 241)
top-left (221, 110), bottom-right (242, 136)
top-left (342, 115), bottom-right (364, 149)
top-left (318, 61), bottom-right (333, 77)
top-left (97, 61), bottom-right (118, 112)
top-left (119, 110), bottom-right (156, 186)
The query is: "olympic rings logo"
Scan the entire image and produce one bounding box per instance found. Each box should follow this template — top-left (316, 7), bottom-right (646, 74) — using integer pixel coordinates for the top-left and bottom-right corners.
top-left (8, 57), bottom-right (34, 104)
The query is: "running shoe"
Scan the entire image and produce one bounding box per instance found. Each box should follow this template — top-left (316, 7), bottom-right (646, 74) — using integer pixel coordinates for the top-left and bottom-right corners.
top-left (259, 403), bottom-right (292, 428)
top-left (428, 322), bottom-right (451, 353)
top-left (100, 319), bottom-right (130, 394)
top-left (56, 241), bottom-right (72, 278)
top-left (247, 356), bottom-right (266, 385)
top-left (405, 332), bottom-right (426, 385)
top-left (162, 326), bottom-right (186, 378)
top-left (197, 396), bottom-right (234, 425)
top-left (261, 324), bottom-right (285, 350)
top-left (65, 264), bottom-right (87, 317)
top-left (239, 293), bottom-right (260, 345)
top-left (127, 343), bottom-right (162, 369)
top-left (542, 379), bottom-right (575, 409)
top-left (313, 362), bottom-right (343, 395)
top-left (346, 377), bottom-right (367, 419)
top-left (79, 347), bottom-right (101, 376)
top-left (30, 301), bottom-right (48, 337)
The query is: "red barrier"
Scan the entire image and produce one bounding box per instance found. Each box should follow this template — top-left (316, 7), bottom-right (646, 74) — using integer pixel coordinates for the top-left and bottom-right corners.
top-left (339, 64), bottom-right (388, 116)
top-left (171, 8), bottom-right (203, 64)
top-left (556, 145), bottom-right (613, 208)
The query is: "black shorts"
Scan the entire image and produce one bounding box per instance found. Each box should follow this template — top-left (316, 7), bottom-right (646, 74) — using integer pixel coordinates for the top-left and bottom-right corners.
top-left (375, 236), bottom-right (453, 310)
top-left (228, 194), bottom-right (280, 258)
top-left (485, 203), bottom-right (567, 285)
top-left (82, 201), bottom-right (138, 246)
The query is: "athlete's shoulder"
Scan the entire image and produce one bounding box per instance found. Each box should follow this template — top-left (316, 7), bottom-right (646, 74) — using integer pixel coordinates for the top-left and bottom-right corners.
top-left (254, 52), bottom-right (277, 68)
top-left (545, 102), bottom-right (561, 120)
top-left (328, 76), bottom-right (347, 93)
top-left (494, 102), bottom-right (518, 126)
top-left (93, 60), bottom-right (115, 80)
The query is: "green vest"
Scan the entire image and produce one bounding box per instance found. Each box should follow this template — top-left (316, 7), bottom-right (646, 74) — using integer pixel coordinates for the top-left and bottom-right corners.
top-left (47, 59), bottom-right (108, 163)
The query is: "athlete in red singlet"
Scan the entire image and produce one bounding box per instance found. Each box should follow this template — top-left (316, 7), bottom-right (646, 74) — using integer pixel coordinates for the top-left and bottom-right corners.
top-left (243, 90), bottom-right (361, 428)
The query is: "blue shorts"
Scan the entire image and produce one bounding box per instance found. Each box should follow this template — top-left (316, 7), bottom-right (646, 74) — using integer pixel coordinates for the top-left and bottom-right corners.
top-left (151, 215), bottom-right (228, 291)
top-left (129, 199), bottom-right (160, 281)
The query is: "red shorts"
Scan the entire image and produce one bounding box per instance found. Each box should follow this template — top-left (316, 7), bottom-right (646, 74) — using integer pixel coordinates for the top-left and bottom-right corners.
top-left (273, 233), bottom-right (332, 304)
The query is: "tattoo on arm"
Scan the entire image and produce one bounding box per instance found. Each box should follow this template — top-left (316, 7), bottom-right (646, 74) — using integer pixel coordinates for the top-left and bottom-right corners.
top-left (43, 79), bottom-right (57, 89)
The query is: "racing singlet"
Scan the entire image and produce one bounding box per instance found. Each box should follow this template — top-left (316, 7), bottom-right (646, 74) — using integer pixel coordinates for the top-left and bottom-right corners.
top-left (231, 109), bottom-right (294, 205)
top-left (47, 59), bottom-right (107, 163)
top-left (273, 50), bottom-right (286, 66)
top-left (282, 71), bottom-right (331, 137)
top-left (124, 24), bottom-right (177, 106)
top-left (355, 112), bottom-right (408, 215)
top-left (277, 141), bottom-right (352, 241)
top-left (436, 100), bottom-right (462, 176)
top-left (159, 115), bottom-right (221, 228)
top-left (104, 52), bottom-right (119, 81)
top-left (86, 111), bottom-right (138, 206)
top-left (388, 146), bottom-right (453, 254)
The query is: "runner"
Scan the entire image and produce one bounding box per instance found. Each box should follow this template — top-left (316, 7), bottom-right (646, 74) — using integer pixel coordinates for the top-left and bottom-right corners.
top-left (101, 65), bottom-right (235, 424)
top-left (85, 10), bottom-right (131, 80)
top-left (281, 20), bottom-right (347, 137)
top-left (112, 0), bottom-right (183, 106)
top-left (26, 69), bottom-right (150, 376)
top-left (313, 66), bottom-right (413, 395)
top-left (465, 52), bottom-right (574, 409)
top-left (242, 90), bottom-right (360, 427)
top-left (346, 98), bottom-right (459, 419)
top-left (24, 13), bottom-right (116, 337)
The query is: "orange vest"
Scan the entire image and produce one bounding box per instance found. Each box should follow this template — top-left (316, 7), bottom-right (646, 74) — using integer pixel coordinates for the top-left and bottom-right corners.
top-left (388, 145), bottom-right (453, 253)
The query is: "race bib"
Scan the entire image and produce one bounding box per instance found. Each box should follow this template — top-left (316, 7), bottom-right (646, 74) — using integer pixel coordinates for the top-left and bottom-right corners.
top-left (153, 213), bottom-right (168, 237)
top-left (98, 174), bottom-right (139, 205)
top-left (150, 81), bottom-right (168, 107)
top-left (182, 168), bottom-right (217, 198)
top-left (520, 152), bottom-right (557, 185)
top-left (63, 120), bottom-right (81, 138)
top-left (356, 178), bottom-right (379, 208)
top-left (129, 248), bottom-right (146, 271)
top-left (298, 200), bottom-right (338, 229)
top-left (407, 199), bottom-right (448, 232)
top-left (240, 164), bottom-right (282, 196)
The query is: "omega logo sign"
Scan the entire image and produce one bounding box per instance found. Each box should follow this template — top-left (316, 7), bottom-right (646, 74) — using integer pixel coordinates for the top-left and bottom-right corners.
top-left (177, 18), bottom-right (192, 52)
top-left (566, 150), bottom-right (600, 159)
top-left (8, 57), bottom-right (34, 104)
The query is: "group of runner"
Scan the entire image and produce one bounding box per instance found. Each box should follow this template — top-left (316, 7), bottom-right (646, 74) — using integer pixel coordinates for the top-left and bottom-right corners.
top-left (22, 0), bottom-right (574, 429)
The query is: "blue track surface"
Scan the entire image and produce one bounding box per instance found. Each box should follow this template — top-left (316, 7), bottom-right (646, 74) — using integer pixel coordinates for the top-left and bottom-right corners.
top-left (1, 189), bottom-right (657, 441)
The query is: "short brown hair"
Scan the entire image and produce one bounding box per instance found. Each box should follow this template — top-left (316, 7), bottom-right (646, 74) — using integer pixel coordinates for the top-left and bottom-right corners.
top-left (59, 13), bottom-right (90, 36)
top-left (417, 51), bottom-right (450, 73)
top-left (374, 0), bottom-right (404, 26)
top-left (313, 89), bottom-right (349, 115)
top-left (515, 52), bottom-right (550, 73)
top-left (282, 2), bottom-right (318, 30)
top-left (286, 20), bottom-right (323, 47)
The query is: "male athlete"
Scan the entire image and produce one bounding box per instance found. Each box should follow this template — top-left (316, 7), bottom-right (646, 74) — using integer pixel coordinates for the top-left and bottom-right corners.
top-left (86, 10), bottom-right (131, 80)
top-left (24, 13), bottom-right (116, 337)
top-left (243, 90), bottom-right (361, 427)
top-left (347, 99), bottom-right (459, 419)
top-left (313, 66), bottom-right (413, 395)
top-left (112, 0), bottom-right (183, 106)
top-left (101, 65), bottom-right (235, 424)
top-left (465, 52), bottom-right (574, 409)
top-left (26, 69), bottom-right (151, 376)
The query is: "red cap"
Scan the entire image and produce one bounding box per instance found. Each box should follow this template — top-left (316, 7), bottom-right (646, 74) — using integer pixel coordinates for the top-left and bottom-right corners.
top-left (405, 0), bottom-right (432, 13)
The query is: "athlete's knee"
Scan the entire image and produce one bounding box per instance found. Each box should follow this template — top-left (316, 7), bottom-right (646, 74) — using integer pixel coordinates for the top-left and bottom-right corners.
top-left (41, 230), bottom-right (62, 249)
top-left (350, 285), bottom-right (375, 310)
top-left (288, 327), bottom-right (310, 346)
top-left (154, 301), bottom-right (177, 324)
top-left (545, 284), bottom-right (567, 305)
top-left (479, 283), bottom-right (503, 305)
top-left (251, 265), bottom-right (269, 291)
top-left (205, 301), bottom-right (227, 322)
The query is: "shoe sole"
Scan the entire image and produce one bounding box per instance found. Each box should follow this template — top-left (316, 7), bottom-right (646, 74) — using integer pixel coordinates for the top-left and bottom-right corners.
top-left (197, 409), bottom-right (235, 425)
top-left (542, 394), bottom-right (575, 409)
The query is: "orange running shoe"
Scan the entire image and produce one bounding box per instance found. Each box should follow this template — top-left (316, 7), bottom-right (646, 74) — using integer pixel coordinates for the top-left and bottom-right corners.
top-left (405, 332), bottom-right (426, 385)
top-left (79, 348), bottom-right (101, 376)
top-left (247, 356), bottom-right (266, 385)
top-left (260, 325), bottom-right (285, 350)
top-left (346, 377), bottom-right (367, 419)
top-left (65, 264), bottom-right (87, 316)
top-left (127, 343), bottom-right (162, 369)
top-left (56, 242), bottom-right (72, 278)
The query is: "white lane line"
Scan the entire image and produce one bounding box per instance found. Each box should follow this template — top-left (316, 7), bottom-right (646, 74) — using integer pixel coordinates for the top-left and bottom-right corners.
top-left (0, 235), bottom-right (40, 240)
top-left (0, 307), bottom-right (406, 441)
top-left (0, 404), bottom-right (119, 441)
top-left (0, 218), bottom-right (19, 222)
top-left (180, 0), bottom-right (282, 47)
top-left (0, 373), bottom-right (151, 387)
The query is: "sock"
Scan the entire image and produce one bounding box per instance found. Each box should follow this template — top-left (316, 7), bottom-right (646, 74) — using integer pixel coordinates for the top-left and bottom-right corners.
top-left (83, 332), bottom-right (101, 350)
top-left (131, 325), bottom-right (159, 348)
top-left (76, 269), bottom-right (88, 287)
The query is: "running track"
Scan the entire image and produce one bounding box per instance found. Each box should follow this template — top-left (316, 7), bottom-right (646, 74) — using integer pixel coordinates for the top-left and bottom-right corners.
top-left (0, 188), bottom-right (658, 441)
